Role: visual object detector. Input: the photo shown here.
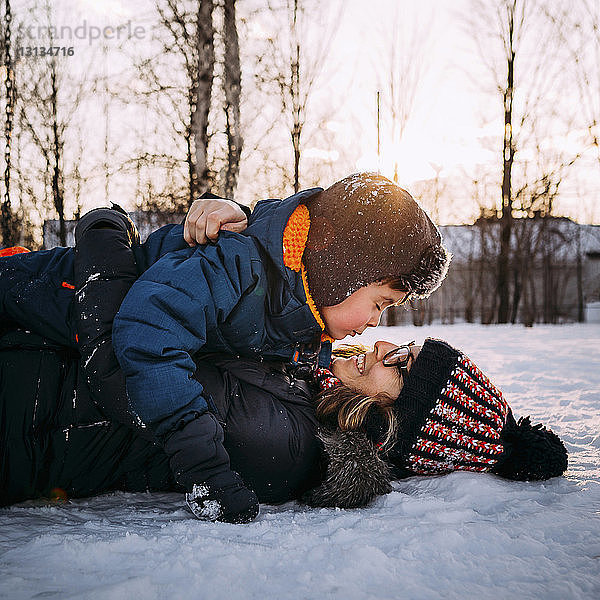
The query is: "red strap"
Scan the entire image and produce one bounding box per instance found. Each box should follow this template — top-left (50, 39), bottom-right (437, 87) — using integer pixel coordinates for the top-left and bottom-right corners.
top-left (0, 246), bottom-right (30, 257)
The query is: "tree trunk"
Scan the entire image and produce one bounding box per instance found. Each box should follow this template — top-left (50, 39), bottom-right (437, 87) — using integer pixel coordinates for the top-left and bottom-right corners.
top-left (1, 9), bottom-right (16, 247)
top-left (497, 1), bottom-right (517, 323)
top-left (465, 299), bottom-right (474, 323)
top-left (291, 0), bottom-right (301, 193)
top-left (521, 264), bottom-right (533, 327)
top-left (191, 0), bottom-right (215, 197)
top-left (50, 61), bottom-right (66, 246)
top-left (465, 246), bottom-right (475, 322)
top-left (386, 306), bottom-right (397, 326)
top-left (291, 48), bottom-right (301, 193)
top-left (510, 264), bottom-right (521, 323)
top-left (411, 299), bottom-right (425, 326)
top-left (223, 0), bottom-right (242, 199)
top-left (543, 249), bottom-right (552, 323)
top-left (185, 124), bottom-right (194, 206)
top-left (576, 226), bottom-right (584, 322)
top-left (529, 264), bottom-right (538, 324)
top-left (478, 223), bottom-right (486, 323)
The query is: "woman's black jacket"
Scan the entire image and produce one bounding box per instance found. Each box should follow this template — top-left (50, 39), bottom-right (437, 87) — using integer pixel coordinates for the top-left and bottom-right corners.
top-left (0, 205), bottom-right (321, 508)
top-left (0, 330), bottom-right (322, 506)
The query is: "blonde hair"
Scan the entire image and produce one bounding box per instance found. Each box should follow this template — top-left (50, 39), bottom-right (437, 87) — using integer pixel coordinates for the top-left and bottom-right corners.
top-left (315, 344), bottom-right (398, 451)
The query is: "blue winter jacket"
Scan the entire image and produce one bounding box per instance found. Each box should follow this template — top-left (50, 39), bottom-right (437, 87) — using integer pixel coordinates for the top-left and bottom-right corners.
top-left (112, 188), bottom-right (331, 440)
top-left (0, 189), bottom-right (332, 515)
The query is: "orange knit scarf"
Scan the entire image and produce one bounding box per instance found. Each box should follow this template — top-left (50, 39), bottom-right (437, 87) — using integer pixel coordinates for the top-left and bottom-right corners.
top-left (282, 204), bottom-right (334, 343)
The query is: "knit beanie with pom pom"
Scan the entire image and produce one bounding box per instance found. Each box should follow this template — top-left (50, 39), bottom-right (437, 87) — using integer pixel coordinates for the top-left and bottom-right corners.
top-left (388, 338), bottom-right (568, 481)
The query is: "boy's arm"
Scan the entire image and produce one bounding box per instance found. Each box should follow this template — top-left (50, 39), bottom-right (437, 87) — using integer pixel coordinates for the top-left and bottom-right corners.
top-left (140, 195), bottom-right (250, 267)
top-left (112, 241), bottom-right (260, 522)
top-left (113, 246), bottom-right (244, 436)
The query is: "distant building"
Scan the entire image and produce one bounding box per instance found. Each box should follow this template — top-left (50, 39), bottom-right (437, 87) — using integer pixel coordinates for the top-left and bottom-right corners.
top-left (387, 217), bottom-right (600, 325)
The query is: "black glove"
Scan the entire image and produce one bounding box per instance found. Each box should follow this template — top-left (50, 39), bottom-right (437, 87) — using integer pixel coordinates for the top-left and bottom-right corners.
top-left (164, 412), bottom-right (259, 524)
top-left (186, 470), bottom-right (259, 524)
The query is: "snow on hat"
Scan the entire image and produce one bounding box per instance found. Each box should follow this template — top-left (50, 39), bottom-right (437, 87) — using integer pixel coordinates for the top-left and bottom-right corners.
top-left (389, 339), bottom-right (568, 481)
top-left (302, 172), bottom-right (451, 308)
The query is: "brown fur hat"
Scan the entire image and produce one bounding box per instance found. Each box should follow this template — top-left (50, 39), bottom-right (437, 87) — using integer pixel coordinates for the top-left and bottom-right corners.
top-left (302, 172), bottom-right (451, 308)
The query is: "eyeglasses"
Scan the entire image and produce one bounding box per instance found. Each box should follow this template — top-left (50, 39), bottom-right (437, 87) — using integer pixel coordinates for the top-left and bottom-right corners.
top-left (382, 341), bottom-right (415, 378)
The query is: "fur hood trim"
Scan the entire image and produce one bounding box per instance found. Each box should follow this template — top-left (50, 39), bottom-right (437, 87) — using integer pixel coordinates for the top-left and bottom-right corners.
top-left (301, 428), bottom-right (392, 508)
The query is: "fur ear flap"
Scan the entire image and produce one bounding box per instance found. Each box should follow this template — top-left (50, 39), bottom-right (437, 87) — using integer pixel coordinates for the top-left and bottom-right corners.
top-left (407, 243), bottom-right (452, 299)
top-left (301, 428), bottom-right (392, 508)
top-left (492, 414), bottom-right (568, 481)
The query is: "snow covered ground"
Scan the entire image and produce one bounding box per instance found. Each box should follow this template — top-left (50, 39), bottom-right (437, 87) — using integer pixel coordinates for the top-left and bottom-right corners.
top-left (2, 323), bottom-right (600, 600)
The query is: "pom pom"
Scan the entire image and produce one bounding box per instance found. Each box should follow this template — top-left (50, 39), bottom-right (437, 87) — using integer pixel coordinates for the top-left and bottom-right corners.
top-left (492, 412), bottom-right (568, 481)
top-left (405, 243), bottom-right (452, 299)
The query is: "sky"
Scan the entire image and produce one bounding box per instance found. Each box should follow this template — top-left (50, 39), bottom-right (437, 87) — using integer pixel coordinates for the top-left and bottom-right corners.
top-left (7, 0), bottom-right (600, 225)
top-left (329, 0), bottom-right (487, 179)
top-left (299, 0), bottom-right (600, 224)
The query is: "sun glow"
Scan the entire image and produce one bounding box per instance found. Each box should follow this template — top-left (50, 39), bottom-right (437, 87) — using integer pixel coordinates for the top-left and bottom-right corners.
top-left (356, 132), bottom-right (495, 188)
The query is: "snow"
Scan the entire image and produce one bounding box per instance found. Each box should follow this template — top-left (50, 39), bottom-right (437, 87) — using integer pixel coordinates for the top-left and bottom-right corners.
top-left (2, 323), bottom-right (600, 600)
top-left (186, 484), bottom-right (224, 521)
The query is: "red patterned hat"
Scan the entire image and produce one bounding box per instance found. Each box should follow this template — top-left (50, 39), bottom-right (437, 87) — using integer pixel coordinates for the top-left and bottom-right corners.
top-left (388, 339), bottom-right (567, 481)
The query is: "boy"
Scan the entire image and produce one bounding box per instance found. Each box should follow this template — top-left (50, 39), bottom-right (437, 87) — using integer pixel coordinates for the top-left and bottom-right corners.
top-left (1, 173), bottom-right (450, 523)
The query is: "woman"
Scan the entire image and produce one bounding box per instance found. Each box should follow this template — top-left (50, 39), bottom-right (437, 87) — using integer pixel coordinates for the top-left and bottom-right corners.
top-left (304, 338), bottom-right (568, 508)
top-left (0, 328), bottom-right (322, 508)
top-left (0, 327), bottom-right (568, 513)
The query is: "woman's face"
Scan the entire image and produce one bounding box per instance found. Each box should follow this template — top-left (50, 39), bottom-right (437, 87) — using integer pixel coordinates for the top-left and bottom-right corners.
top-left (330, 341), bottom-right (421, 398)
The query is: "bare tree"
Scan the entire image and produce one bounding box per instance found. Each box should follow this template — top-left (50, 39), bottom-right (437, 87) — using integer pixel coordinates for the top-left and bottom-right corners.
top-left (125, 0), bottom-right (245, 210)
top-left (189, 0), bottom-right (215, 196)
top-left (255, 0), bottom-right (342, 193)
top-left (0, 0), bottom-right (16, 246)
top-left (150, 0), bottom-right (216, 202)
top-left (17, 8), bottom-right (85, 244)
top-left (284, 0), bottom-right (303, 193)
top-left (467, 0), bottom-right (580, 323)
top-left (549, 0), bottom-right (600, 169)
top-left (6, 1), bottom-right (98, 247)
top-left (222, 0), bottom-right (242, 198)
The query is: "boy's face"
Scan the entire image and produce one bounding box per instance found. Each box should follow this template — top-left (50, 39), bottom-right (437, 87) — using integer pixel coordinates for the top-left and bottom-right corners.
top-left (320, 283), bottom-right (408, 340)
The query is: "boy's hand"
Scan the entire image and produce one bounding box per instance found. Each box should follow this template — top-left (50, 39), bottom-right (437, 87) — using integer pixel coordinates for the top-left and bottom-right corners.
top-left (184, 197), bottom-right (248, 246)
